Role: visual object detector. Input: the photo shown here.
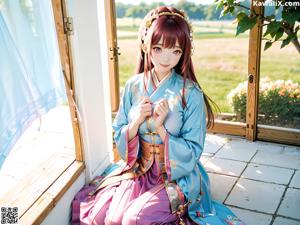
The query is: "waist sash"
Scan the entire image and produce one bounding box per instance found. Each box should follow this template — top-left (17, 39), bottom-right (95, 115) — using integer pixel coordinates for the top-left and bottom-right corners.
top-left (89, 139), bottom-right (165, 196)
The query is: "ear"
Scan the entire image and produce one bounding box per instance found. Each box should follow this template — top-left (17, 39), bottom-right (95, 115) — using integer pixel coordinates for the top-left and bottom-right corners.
top-left (141, 43), bottom-right (147, 53)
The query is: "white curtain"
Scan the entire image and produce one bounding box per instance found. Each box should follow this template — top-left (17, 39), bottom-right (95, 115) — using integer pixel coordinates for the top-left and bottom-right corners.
top-left (0, 0), bottom-right (66, 169)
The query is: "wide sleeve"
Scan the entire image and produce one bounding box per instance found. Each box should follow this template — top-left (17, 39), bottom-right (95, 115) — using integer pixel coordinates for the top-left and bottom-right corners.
top-left (112, 81), bottom-right (139, 168)
top-left (164, 87), bottom-right (206, 181)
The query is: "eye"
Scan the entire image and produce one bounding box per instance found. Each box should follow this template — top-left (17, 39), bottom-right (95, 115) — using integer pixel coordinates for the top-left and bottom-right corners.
top-left (173, 50), bottom-right (182, 55)
top-left (152, 47), bottom-right (162, 53)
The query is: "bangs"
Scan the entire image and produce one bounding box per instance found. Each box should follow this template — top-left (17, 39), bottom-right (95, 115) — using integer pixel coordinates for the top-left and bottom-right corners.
top-left (151, 17), bottom-right (186, 49)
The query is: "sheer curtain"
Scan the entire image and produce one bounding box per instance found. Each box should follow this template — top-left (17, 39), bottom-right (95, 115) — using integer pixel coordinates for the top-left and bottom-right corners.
top-left (0, 0), bottom-right (66, 169)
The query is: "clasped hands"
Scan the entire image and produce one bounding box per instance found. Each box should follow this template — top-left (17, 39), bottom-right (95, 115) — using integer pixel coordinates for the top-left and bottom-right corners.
top-left (133, 97), bottom-right (169, 130)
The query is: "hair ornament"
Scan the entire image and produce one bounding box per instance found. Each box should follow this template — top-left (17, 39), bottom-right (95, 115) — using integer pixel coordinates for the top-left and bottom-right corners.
top-left (144, 10), bottom-right (193, 41)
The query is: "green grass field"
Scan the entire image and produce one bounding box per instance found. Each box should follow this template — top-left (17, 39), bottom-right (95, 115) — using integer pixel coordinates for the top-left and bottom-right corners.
top-left (117, 19), bottom-right (300, 113)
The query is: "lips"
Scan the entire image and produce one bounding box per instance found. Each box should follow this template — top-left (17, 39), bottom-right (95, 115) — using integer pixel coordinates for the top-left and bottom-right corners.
top-left (159, 63), bottom-right (170, 67)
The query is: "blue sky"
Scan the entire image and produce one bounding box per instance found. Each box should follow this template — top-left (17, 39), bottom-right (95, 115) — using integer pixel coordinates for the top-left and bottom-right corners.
top-left (115, 0), bottom-right (215, 5)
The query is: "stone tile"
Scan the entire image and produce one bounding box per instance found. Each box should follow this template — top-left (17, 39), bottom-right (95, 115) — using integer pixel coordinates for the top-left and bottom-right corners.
top-left (251, 152), bottom-right (300, 169)
top-left (241, 163), bottom-right (293, 185)
top-left (290, 170), bottom-right (300, 189)
top-left (203, 134), bottom-right (227, 154)
top-left (202, 152), bottom-right (214, 157)
top-left (205, 157), bottom-right (247, 177)
top-left (217, 134), bottom-right (244, 142)
top-left (283, 146), bottom-right (300, 157)
top-left (255, 141), bottom-right (284, 154)
top-left (225, 178), bottom-right (285, 214)
top-left (215, 139), bottom-right (257, 162)
top-left (228, 207), bottom-right (272, 225)
top-left (208, 173), bottom-right (237, 202)
top-left (278, 188), bottom-right (300, 220)
top-left (273, 216), bottom-right (300, 225)
top-left (200, 155), bottom-right (212, 165)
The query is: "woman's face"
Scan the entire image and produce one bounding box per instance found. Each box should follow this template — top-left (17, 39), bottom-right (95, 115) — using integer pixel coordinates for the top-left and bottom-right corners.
top-left (150, 38), bottom-right (183, 75)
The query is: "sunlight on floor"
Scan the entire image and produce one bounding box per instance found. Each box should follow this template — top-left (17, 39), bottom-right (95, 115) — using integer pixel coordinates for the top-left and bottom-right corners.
top-left (0, 106), bottom-right (75, 198)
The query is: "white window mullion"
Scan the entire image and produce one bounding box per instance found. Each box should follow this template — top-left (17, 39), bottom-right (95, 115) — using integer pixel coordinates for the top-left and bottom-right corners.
top-left (67, 0), bottom-right (113, 182)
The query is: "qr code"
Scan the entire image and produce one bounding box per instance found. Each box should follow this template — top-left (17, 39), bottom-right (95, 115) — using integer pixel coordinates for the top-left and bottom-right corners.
top-left (1, 207), bottom-right (18, 224)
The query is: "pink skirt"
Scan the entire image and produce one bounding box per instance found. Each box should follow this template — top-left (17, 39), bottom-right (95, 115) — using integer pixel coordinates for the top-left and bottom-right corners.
top-left (71, 158), bottom-right (196, 225)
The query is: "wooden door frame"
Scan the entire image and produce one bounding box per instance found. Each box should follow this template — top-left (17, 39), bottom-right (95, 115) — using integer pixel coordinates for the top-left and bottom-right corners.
top-left (105, 0), bottom-right (120, 112)
top-left (245, 0), bottom-right (264, 142)
top-left (52, 0), bottom-right (84, 160)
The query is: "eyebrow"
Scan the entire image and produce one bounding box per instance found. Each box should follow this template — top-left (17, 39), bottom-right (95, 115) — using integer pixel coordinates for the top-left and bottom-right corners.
top-left (154, 43), bottom-right (181, 49)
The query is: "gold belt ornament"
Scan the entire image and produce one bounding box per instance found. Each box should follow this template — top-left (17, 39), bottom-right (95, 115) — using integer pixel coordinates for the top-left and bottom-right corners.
top-left (138, 139), bottom-right (166, 174)
top-left (88, 117), bottom-right (165, 196)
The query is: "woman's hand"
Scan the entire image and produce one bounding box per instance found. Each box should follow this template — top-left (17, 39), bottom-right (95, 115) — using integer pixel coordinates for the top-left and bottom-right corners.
top-left (133, 97), bottom-right (152, 126)
top-left (128, 97), bottom-right (152, 141)
top-left (153, 99), bottom-right (169, 129)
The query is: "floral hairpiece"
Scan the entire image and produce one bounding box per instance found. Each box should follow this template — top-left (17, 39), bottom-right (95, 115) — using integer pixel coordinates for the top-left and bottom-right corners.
top-left (144, 10), bottom-right (193, 41)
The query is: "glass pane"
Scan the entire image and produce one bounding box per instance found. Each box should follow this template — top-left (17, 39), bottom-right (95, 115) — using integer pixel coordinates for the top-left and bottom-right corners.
top-left (116, 1), bottom-right (249, 124)
top-left (258, 6), bottom-right (300, 130)
top-left (259, 42), bottom-right (300, 129)
top-left (193, 19), bottom-right (249, 123)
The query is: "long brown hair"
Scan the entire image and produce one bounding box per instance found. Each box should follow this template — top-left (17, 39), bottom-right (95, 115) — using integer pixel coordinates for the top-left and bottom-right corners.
top-left (135, 6), bottom-right (219, 129)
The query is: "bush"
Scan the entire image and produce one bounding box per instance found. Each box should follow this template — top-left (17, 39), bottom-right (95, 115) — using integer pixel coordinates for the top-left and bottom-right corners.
top-left (227, 78), bottom-right (300, 126)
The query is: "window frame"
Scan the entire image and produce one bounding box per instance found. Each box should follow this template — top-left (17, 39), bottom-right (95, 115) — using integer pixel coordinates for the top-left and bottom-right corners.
top-left (52, 0), bottom-right (84, 161)
top-left (105, 0), bottom-right (120, 113)
top-left (110, 0), bottom-right (300, 146)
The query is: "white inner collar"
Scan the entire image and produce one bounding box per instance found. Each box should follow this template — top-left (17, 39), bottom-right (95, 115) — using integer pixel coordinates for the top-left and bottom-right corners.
top-left (152, 70), bottom-right (172, 88)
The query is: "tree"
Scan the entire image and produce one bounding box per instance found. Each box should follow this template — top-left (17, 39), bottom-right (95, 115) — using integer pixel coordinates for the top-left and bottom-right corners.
top-left (175, 0), bottom-right (200, 19)
top-left (116, 1), bottom-right (236, 21)
top-left (125, 3), bottom-right (150, 18)
top-left (204, 4), bottom-right (236, 20)
top-left (215, 0), bottom-right (300, 53)
top-left (116, 2), bottom-right (127, 18)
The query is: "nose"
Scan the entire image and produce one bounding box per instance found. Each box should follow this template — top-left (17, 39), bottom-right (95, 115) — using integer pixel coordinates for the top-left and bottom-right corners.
top-left (161, 51), bottom-right (171, 63)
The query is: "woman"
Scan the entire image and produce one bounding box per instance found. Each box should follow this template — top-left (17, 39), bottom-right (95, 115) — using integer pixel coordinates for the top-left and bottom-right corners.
top-left (72, 6), bottom-right (245, 225)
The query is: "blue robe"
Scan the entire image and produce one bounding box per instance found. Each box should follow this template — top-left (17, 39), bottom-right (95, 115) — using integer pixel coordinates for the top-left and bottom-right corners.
top-left (112, 69), bottom-right (245, 225)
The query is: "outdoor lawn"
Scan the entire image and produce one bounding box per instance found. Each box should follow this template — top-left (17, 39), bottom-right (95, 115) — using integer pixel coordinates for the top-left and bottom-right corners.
top-left (117, 19), bottom-right (300, 114)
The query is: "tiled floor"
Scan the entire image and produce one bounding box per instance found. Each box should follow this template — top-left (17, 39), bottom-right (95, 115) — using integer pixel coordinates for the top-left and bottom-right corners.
top-left (203, 134), bottom-right (300, 225)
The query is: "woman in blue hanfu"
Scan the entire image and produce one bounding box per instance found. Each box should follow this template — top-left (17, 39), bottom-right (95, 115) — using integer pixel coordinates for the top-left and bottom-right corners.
top-left (72, 6), bottom-right (245, 225)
